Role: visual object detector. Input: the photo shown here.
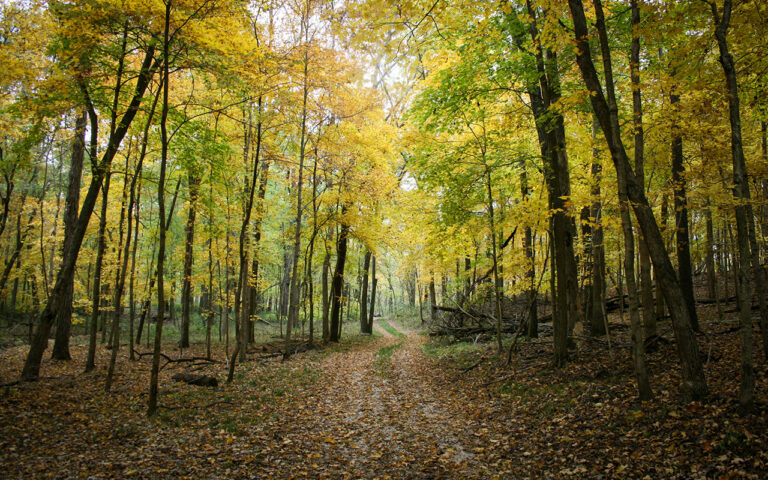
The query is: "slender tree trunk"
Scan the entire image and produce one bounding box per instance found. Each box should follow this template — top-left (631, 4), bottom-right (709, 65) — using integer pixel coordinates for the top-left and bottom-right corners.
top-left (705, 202), bottom-right (718, 301)
top-left (134, 179), bottom-right (179, 347)
top-left (129, 185), bottom-right (141, 361)
top-left (107, 147), bottom-right (140, 392)
top-left (180, 174), bottom-right (200, 349)
top-left (623, 0), bottom-right (652, 401)
top-left (360, 250), bottom-right (371, 334)
top-left (286, 7), bottom-right (311, 358)
top-left (567, 0), bottom-right (707, 399)
top-left (229, 97), bottom-right (264, 377)
top-left (670, 90), bottom-right (699, 332)
top-left (206, 229), bottom-right (214, 359)
top-left (148, 3), bottom-right (171, 416)
top-left (85, 147), bottom-right (110, 373)
top-left (747, 212), bottom-right (768, 359)
top-left (485, 168), bottom-right (504, 354)
top-left (329, 215), bottom-right (349, 343)
top-left (52, 110), bottom-right (86, 360)
top-left (619, 178), bottom-right (653, 401)
top-left (590, 120), bottom-right (606, 337)
top-left (429, 273), bottom-right (436, 321)
top-left (519, 7), bottom-right (577, 365)
top-left (656, 194), bottom-right (669, 322)
top-left (629, 1), bottom-right (656, 342)
top-left (368, 255), bottom-right (377, 332)
top-left (522, 170), bottom-right (538, 338)
top-left (704, 202), bottom-right (724, 321)
top-left (307, 151), bottom-right (318, 346)
top-left (322, 252), bottom-right (330, 341)
top-left (712, 0), bottom-right (753, 409)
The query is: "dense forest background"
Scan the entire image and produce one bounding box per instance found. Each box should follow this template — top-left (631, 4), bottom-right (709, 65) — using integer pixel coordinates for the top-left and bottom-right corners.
top-left (2, 0), bottom-right (768, 475)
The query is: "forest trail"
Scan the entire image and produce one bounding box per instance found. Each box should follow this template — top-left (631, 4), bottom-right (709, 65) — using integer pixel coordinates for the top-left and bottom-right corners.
top-left (260, 320), bottom-right (498, 479)
top-left (372, 320), bottom-right (394, 338)
top-left (0, 323), bottom-right (506, 480)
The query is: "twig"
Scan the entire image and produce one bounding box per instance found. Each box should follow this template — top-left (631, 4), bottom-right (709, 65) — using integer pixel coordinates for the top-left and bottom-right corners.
top-left (159, 399), bottom-right (233, 411)
top-left (483, 374), bottom-right (514, 387)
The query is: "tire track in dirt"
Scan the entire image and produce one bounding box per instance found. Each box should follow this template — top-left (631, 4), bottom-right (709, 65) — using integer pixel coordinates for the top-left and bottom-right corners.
top-left (372, 321), bottom-right (393, 338)
top-left (384, 318), bottom-right (410, 336)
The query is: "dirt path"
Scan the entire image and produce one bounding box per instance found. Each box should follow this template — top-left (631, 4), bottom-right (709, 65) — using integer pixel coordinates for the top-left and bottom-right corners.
top-left (372, 321), bottom-right (393, 338)
top-left (254, 326), bottom-right (499, 479)
top-left (384, 318), bottom-right (410, 336)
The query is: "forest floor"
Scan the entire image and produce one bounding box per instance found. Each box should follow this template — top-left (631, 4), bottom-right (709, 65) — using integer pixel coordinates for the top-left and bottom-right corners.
top-left (1, 312), bottom-right (768, 479)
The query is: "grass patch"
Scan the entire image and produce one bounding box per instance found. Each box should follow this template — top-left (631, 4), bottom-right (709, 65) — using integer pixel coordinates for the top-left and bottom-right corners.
top-left (310, 334), bottom-right (379, 360)
top-left (389, 312), bottom-right (424, 330)
top-left (378, 320), bottom-right (406, 338)
top-left (374, 341), bottom-right (403, 376)
top-left (422, 338), bottom-right (484, 369)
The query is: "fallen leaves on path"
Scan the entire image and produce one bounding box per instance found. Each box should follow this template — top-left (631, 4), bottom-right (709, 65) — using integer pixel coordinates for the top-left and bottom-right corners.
top-left (1, 309), bottom-right (767, 479)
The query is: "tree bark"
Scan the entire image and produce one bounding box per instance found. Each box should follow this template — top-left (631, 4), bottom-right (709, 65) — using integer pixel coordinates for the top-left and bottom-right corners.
top-left (52, 110), bottom-right (86, 360)
top-left (148, 3), bottom-right (171, 416)
top-left (589, 120), bottom-right (606, 337)
top-left (329, 214), bottom-right (349, 343)
top-left (711, 0), bottom-right (754, 409)
top-left (85, 126), bottom-right (110, 373)
top-left (128, 185), bottom-right (141, 361)
top-left (322, 252), bottom-right (330, 341)
top-left (519, 4), bottom-right (578, 366)
top-left (522, 169), bottom-right (538, 338)
top-left (630, 0), bottom-right (656, 341)
top-left (286, 44), bottom-right (310, 358)
top-left (368, 255), bottom-right (377, 332)
top-left (180, 174), bottom-right (200, 349)
top-left (106, 143), bottom-right (141, 392)
top-left (360, 250), bottom-right (371, 334)
top-left (670, 91), bottom-right (699, 331)
top-left (567, 0), bottom-right (707, 399)
top-left (21, 40), bottom-right (157, 381)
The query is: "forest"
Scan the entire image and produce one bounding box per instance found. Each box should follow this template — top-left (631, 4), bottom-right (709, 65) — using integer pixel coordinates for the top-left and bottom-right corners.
top-left (1, 0), bottom-right (768, 478)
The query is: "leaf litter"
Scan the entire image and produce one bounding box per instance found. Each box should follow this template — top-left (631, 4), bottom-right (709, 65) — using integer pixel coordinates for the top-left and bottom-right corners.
top-left (0, 312), bottom-right (767, 479)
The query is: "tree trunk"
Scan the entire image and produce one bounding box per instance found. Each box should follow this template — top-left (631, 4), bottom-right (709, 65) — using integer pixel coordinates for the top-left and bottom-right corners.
top-left (519, 8), bottom-right (578, 366)
top-left (232, 98), bottom-right (263, 374)
top-left (429, 273), bottom-right (436, 321)
top-left (322, 252), bottom-right (330, 341)
top-left (129, 185), bottom-right (141, 361)
top-left (180, 174), bottom-right (200, 349)
top-left (52, 109), bottom-right (86, 360)
top-left (360, 250), bottom-right (371, 334)
top-left (148, 6), bottom-right (170, 416)
top-left (712, 0), bottom-right (754, 409)
top-left (485, 168), bottom-right (504, 354)
top-left (368, 255), bottom-right (377, 332)
top-left (567, 0), bottom-right (707, 399)
top-left (522, 169), bottom-right (538, 338)
top-left (286, 39), bottom-right (310, 358)
top-left (618, 172), bottom-right (653, 401)
top-left (85, 137), bottom-right (110, 373)
top-left (670, 90), bottom-right (699, 332)
top-left (629, 2), bottom-right (655, 342)
top-left (24, 44), bottom-right (157, 382)
top-left (590, 120), bottom-right (606, 336)
top-left (704, 203), bottom-right (724, 321)
top-left (329, 216), bottom-right (349, 343)
top-left (107, 145), bottom-right (140, 392)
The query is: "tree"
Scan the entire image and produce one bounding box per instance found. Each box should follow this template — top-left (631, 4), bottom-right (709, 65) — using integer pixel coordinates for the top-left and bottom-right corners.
top-left (566, 0), bottom-right (707, 399)
top-left (709, 0), bottom-right (754, 410)
top-left (22, 6), bottom-right (160, 379)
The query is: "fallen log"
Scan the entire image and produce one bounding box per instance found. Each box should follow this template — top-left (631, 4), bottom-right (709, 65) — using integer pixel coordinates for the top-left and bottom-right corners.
top-left (171, 373), bottom-right (218, 388)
